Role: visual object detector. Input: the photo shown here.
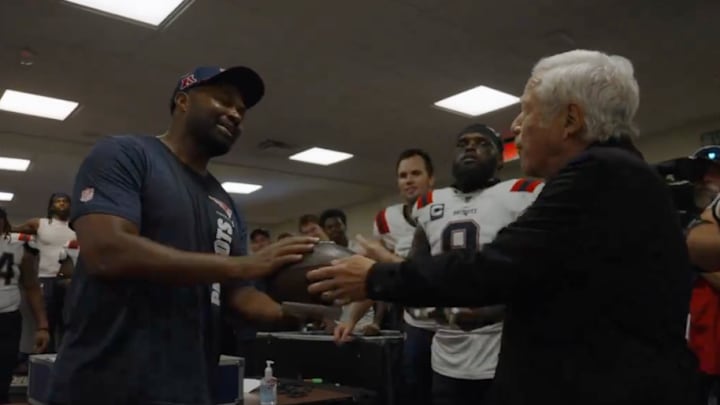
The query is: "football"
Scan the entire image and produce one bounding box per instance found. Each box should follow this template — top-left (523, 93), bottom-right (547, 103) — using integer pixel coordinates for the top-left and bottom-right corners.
top-left (266, 241), bottom-right (355, 304)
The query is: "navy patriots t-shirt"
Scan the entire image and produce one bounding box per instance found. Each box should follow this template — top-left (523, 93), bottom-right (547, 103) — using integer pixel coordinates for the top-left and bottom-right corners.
top-left (49, 135), bottom-right (249, 405)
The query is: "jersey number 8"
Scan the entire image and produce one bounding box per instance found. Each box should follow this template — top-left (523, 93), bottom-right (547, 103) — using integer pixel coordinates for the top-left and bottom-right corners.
top-left (0, 253), bottom-right (15, 286)
top-left (441, 220), bottom-right (480, 252)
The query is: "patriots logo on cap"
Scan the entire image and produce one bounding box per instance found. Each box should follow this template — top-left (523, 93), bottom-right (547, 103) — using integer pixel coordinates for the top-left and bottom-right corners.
top-left (180, 74), bottom-right (198, 90)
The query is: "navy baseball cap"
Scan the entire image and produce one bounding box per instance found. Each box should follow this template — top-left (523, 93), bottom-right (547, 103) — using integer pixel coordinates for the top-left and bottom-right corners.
top-left (170, 66), bottom-right (265, 113)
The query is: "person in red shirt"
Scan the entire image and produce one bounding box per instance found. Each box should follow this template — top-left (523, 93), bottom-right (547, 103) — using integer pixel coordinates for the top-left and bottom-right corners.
top-left (686, 147), bottom-right (720, 402)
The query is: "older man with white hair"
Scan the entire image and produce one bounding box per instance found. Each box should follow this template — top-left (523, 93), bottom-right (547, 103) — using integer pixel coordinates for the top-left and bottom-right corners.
top-left (307, 50), bottom-right (702, 404)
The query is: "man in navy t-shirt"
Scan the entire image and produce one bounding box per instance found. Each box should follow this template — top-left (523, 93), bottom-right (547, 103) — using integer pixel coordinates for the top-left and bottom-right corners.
top-left (49, 66), bottom-right (317, 405)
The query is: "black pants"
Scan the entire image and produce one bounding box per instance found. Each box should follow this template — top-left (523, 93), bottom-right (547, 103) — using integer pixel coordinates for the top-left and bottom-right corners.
top-left (0, 311), bottom-right (22, 404)
top-left (401, 324), bottom-right (434, 405)
top-left (432, 372), bottom-right (492, 405)
top-left (41, 277), bottom-right (67, 352)
top-left (700, 373), bottom-right (719, 404)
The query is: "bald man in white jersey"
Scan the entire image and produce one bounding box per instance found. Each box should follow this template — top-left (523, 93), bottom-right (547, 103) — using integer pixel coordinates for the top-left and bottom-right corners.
top-left (411, 127), bottom-right (542, 405)
top-left (336, 124), bottom-right (542, 405)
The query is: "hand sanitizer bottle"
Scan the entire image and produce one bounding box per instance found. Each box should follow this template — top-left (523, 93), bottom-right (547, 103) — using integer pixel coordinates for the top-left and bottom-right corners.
top-left (259, 360), bottom-right (277, 405)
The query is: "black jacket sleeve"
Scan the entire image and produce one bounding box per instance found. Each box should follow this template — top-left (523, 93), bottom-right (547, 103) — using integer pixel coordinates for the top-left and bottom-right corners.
top-left (366, 153), bottom-right (601, 307)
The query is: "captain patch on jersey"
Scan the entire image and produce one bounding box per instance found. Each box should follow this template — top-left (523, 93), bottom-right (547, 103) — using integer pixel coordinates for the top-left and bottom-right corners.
top-left (413, 178), bottom-right (543, 380)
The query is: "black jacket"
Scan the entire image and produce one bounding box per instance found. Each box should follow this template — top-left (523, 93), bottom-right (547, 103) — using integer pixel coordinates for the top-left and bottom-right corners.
top-left (368, 143), bottom-right (701, 405)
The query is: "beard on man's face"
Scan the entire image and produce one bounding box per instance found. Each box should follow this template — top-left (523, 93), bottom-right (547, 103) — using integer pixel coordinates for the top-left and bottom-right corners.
top-left (52, 207), bottom-right (70, 220)
top-left (452, 158), bottom-right (497, 191)
top-left (185, 109), bottom-right (240, 157)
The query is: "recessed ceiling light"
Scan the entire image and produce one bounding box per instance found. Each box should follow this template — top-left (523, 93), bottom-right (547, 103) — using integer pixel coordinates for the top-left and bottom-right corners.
top-left (0, 192), bottom-right (14, 202)
top-left (433, 85), bottom-right (519, 117)
top-left (63, 0), bottom-right (193, 27)
top-left (289, 147), bottom-right (354, 166)
top-left (222, 182), bottom-right (262, 195)
top-left (0, 90), bottom-right (79, 121)
top-left (0, 157), bottom-right (30, 172)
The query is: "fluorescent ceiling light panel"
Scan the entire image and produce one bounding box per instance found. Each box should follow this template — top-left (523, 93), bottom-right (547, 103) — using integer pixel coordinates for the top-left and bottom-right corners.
top-left (0, 192), bottom-right (14, 202)
top-left (289, 147), bottom-right (354, 166)
top-left (0, 157), bottom-right (31, 172)
top-left (0, 90), bottom-right (78, 121)
top-left (222, 182), bottom-right (262, 195)
top-left (433, 85), bottom-right (519, 117)
top-left (64, 0), bottom-right (189, 27)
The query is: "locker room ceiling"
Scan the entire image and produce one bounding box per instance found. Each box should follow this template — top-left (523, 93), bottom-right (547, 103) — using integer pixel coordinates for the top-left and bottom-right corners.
top-left (0, 0), bottom-right (718, 225)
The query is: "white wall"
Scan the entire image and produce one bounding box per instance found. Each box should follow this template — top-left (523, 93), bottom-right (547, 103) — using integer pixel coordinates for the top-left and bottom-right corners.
top-left (266, 117), bottom-right (720, 240)
top-left (266, 194), bottom-right (399, 239)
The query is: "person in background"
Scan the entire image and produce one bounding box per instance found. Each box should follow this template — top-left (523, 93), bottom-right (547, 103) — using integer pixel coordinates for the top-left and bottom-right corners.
top-left (309, 50), bottom-right (702, 405)
top-left (320, 209), bottom-right (354, 250)
top-left (373, 149), bottom-right (437, 332)
top-left (336, 148), bottom-right (436, 405)
top-left (687, 166), bottom-right (720, 273)
top-left (339, 126), bottom-right (542, 405)
top-left (409, 125), bottom-right (541, 405)
top-left (249, 229), bottom-right (272, 254)
top-left (374, 149), bottom-right (435, 256)
top-left (0, 208), bottom-right (49, 404)
top-left (316, 209), bottom-right (378, 332)
top-left (12, 193), bottom-right (75, 359)
top-left (687, 162), bottom-right (720, 402)
top-left (298, 214), bottom-right (329, 240)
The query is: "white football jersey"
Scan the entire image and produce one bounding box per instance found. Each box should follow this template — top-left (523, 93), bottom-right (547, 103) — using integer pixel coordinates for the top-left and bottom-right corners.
top-left (0, 234), bottom-right (30, 313)
top-left (372, 203), bottom-right (436, 329)
top-left (36, 218), bottom-right (76, 278)
top-left (372, 203), bottom-right (416, 258)
top-left (414, 178), bottom-right (543, 380)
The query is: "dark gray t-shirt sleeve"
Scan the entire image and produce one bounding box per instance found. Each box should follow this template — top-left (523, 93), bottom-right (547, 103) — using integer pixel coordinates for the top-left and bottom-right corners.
top-left (71, 136), bottom-right (146, 228)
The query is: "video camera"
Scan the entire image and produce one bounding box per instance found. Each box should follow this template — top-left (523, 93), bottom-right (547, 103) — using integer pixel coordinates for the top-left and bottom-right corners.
top-left (652, 145), bottom-right (720, 227)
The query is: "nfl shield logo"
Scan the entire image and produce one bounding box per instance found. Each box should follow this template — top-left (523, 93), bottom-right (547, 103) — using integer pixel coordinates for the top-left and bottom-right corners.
top-left (80, 187), bottom-right (94, 202)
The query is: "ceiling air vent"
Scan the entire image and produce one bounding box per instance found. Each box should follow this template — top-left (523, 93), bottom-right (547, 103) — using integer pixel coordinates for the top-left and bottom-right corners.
top-left (701, 130), bottom-right (720, 146)
top-left (257, 139), bottom-right (296, 156)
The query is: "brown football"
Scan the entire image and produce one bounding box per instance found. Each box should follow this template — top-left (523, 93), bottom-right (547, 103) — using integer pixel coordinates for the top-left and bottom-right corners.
top-left (266, 241), bottom-right (355, 304)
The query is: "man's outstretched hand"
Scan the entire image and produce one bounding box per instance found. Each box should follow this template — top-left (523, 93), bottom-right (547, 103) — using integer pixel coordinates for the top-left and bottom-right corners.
top-left (306, 255), bottom-right (376, 304)
top-left (239, 236), bottom-right (318, 279)
top-left (353, 235), bottom-right (401, 263)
